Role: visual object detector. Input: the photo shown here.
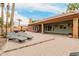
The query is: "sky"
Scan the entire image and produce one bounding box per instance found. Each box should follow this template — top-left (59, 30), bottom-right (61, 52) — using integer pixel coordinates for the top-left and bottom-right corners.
top-left (0, 3), bottom-right (68, 26)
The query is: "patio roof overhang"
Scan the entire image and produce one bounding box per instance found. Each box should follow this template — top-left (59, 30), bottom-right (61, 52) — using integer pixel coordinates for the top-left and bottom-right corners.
top-left (28, 11), bottom-right (79, 26)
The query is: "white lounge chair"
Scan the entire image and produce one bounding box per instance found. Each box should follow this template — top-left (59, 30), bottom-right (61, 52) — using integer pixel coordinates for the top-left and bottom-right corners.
top-left (7, 32), bottom-right (16, 40)
top-left (16, 32), bottom-right (33, 40)
top-left (7, 32), bottom-right (33, 42)
top-left (7, 32), bottom-right (27, 42)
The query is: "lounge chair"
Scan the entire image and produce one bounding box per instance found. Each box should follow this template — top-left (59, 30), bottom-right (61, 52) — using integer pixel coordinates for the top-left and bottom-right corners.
top-left (7, 32), bottom-right (27, 42)
top-left (7, 32), bottom-right (33, 42)
top-left (13, 36), bottom-right (28, 42)
top-left (7, 32), bottom-right (16, 40)
top-left (16, 32), bottom-right (33, 40)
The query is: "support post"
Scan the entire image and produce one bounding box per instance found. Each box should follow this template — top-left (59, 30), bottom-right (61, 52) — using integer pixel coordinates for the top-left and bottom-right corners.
top-left (41, 24), bottom-right (44, 33)
top-left (73, 18), bottom-right (78, 39)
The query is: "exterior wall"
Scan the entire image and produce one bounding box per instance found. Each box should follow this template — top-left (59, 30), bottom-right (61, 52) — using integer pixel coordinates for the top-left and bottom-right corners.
top-left (45, 24), bottom-right (72, 34)
top-left (44, 21), bottom-right (72, 34)
top-left (51, 25), bottom-right (71, 34)
top-left (28, 20), bottom-right (72, 35)
top-left (28, 21), bottom-right (73, 34)
top-left (32, 25), bottom-right (41, 32)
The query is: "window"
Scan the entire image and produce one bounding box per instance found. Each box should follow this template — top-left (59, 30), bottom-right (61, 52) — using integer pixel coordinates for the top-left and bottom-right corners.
top-left (68, 24), bottom-right (72, 27)
top-left (68, 24), bottom-right (71, 27)
top-left (60, 25), bottom-right (63, 29)
top-left (48, 24), bottom-right (52, 31)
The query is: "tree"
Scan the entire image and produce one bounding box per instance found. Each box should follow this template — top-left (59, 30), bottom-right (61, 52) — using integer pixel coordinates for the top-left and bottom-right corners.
top-left (32, 19), bottom-right (36, 23)
top-left (10, 3), bottom-right (15, 32)
top-left (5, 3), bottom-right (10, 36)
top-left (18, 19), bottom-right (22, 26)
top-left (0, 3), bottom-right (4, 36)
top-left (67, 3), bottom-right (79, 12)
top-left (4, 22), bottom-right (11, 28)
top-left (0, 17), bottom-right (2, 27)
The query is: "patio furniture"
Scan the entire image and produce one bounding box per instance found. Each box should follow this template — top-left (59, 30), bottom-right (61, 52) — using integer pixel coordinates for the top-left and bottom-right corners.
top-left (7, 32), bottom-right (16, 40)
top-left (7, 32), bottom-right (33, 42)
top-left (14, 36), bottom-right (28, 42)
top-left (16, 32), bottom-right (33, 40)
top-left (7, 33), bottom-right (27, 42)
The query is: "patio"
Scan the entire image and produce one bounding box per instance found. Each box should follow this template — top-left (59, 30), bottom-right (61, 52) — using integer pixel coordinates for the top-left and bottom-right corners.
top-left (0, 31), bottom-right (79, 56)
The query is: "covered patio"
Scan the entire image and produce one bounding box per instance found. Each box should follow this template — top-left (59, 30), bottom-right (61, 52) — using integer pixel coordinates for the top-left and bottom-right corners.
top-left (28, 11), bottom-right (79, 39)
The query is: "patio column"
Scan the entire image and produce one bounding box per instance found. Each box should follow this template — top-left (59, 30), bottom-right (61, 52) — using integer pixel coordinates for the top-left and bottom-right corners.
top-left (73, 18), bottom-right (78, 39)
top-left (41, 24), bottom-right (44, 33)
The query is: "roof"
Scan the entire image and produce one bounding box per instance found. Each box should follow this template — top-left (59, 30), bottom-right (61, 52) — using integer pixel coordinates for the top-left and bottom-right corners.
top-left (29, 11), bottom-right (79, 26)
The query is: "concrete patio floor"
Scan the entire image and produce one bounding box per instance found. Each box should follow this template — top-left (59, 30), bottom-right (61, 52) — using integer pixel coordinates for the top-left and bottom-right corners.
top-left (1, 31), bottom-right (79, 56)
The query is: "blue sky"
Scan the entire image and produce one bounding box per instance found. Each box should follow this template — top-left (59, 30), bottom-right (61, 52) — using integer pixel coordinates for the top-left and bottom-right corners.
top-left (15, 3), bottom-right (67, 20)
top-left (5, 3), bottom-right (68, 26)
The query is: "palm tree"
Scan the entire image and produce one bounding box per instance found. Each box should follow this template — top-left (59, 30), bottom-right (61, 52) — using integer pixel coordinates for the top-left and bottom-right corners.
top-left (5, 3), bottom-right (10, 36)
top-left (67, 3), bottom-right (79, 12)
top-left (0, 3), bottom-right (4, 36)
top-left (18, 19), bottom-right (22, 26)
top-left (0, 17), bottom-right (2, 27)
top-left (10, 3), bottom-right (15, 32)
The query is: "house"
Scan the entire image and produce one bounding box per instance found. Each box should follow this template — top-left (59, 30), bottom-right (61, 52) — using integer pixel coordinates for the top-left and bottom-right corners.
top-left (27, 11), bottom-right (79, 39)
